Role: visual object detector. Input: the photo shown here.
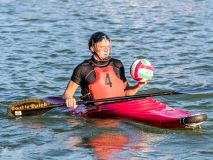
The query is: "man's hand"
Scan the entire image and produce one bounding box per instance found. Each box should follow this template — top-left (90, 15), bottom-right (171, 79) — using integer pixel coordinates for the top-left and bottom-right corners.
top-left (65, 97), bottom-right (78, 108)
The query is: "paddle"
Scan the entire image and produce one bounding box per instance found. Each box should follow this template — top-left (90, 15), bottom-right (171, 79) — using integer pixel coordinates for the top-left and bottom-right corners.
top-left (7, 87), bottom-right (213, 118)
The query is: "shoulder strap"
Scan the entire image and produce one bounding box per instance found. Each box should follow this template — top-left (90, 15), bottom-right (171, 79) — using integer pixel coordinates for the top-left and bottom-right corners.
top-left (108, 59), bottom-right (120, 78)
top-left (86, 58), bottom-right (120, 78)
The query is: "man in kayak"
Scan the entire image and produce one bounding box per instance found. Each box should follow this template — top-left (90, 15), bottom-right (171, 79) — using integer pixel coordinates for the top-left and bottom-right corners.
top-left (64, 32), bottom-right (147, 108)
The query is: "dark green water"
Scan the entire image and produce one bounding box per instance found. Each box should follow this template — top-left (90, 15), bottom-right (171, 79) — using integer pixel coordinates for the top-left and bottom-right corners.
top-left (1, 0), bottom-right (213, 159)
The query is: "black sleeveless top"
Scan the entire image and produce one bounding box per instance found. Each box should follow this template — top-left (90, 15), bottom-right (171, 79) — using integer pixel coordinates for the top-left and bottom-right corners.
top-left (71, 56), bottom-right (127, 100)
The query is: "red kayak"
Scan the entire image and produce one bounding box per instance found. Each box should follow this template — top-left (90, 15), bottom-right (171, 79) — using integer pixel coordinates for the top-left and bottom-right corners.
top-left (45, 97), bottom-right (207, 129)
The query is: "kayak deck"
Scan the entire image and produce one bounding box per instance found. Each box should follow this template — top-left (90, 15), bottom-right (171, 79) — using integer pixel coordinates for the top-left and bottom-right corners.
top-left (45, 97), bottom-right (207, 129)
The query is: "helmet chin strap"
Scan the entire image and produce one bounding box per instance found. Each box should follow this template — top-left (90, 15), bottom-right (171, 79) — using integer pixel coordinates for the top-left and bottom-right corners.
top-left (91, 40), bottom-right (112, 61)
top-left (92, 52), bottom-right (111, 62)
top-left (92, 44), bottom-right (111, 61)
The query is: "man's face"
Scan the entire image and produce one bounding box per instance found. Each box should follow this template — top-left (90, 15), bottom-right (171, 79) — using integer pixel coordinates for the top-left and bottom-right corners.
top-left (90, 40), bottom-right (110, 61)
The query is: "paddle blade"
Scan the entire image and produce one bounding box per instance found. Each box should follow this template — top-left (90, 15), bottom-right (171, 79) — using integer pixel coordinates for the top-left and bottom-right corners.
top-left (7, 98), bottom-right (53, 118)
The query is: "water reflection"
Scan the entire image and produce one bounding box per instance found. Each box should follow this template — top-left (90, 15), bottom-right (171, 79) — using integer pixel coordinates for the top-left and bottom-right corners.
top-left (89, 132), bottom-right (128, 159)
top-left (65, 119), bottom-right (157, 159)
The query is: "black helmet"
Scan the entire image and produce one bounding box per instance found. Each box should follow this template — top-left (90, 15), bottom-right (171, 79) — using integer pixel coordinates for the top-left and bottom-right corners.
top-left (88, 32), bottom-right (110, 49)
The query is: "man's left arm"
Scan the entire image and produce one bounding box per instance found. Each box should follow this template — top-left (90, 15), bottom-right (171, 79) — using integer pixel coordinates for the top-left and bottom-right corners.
top-left (124, 81), bottom-right (147, 96)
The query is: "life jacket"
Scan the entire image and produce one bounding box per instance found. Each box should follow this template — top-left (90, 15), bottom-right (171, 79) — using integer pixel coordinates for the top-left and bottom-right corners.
top-left (88, 65), bottom-right (125, 100)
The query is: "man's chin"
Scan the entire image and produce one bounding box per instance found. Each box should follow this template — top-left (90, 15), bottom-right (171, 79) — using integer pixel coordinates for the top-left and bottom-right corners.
top-left (101, 56), bottom-right (111, 61)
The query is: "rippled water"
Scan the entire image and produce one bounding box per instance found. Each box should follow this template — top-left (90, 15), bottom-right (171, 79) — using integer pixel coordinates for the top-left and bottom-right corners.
top-left (1, 0), bottom-right (213, 159)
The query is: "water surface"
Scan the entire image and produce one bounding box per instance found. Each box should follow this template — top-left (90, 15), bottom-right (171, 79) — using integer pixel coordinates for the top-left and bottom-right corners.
top-left (1, 0), bottom-right (213, 159)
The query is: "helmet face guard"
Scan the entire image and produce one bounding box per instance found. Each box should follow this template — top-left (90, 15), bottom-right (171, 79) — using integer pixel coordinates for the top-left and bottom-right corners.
top-left (88, 32), bottom-right (112, 61)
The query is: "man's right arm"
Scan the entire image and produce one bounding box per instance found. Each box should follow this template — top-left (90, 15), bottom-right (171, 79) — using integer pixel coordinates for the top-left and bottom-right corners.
top-left (64, 80), bottom-right (79, 108)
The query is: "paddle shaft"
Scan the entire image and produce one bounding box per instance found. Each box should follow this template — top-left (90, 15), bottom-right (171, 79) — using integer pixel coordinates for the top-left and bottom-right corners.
top-left (76, 91), bottom-right (181, 105)
top-left (77, 87), bottom-right (213, 105)
top-left (8, 87), bottom-right (213, 117)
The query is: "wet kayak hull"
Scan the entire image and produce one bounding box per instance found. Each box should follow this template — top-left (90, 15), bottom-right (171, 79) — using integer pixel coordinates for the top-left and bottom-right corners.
top-left (45, 97), bottom-right (207, 129)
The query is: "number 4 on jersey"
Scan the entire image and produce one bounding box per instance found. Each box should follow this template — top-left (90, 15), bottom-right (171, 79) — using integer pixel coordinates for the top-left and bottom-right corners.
top-left (105, 73), bottom-right (112, 87)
